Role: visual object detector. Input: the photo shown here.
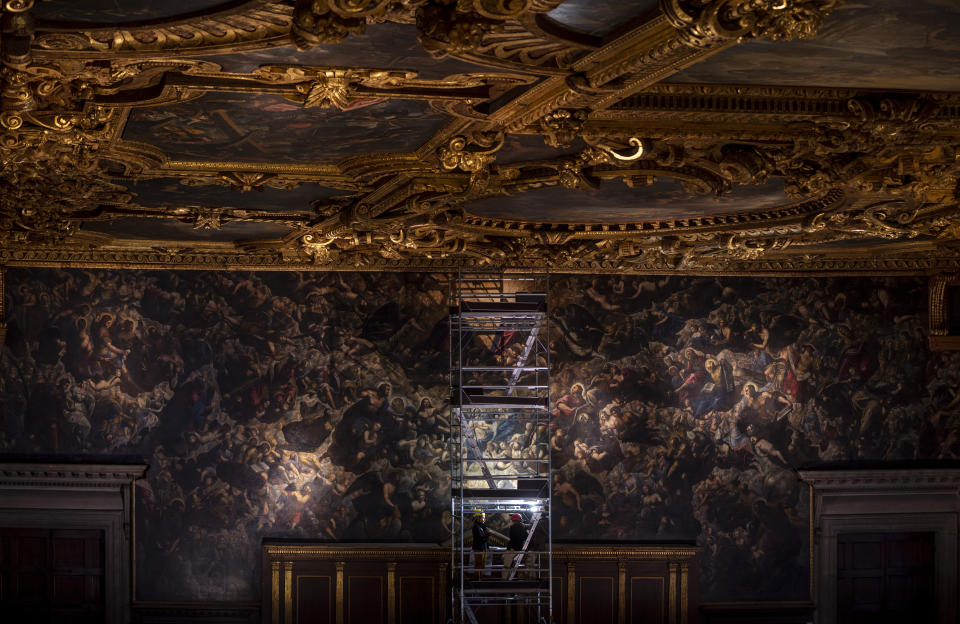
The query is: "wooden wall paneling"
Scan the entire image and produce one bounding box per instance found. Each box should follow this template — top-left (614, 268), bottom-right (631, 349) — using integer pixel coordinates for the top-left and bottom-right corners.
top-left (551, 574), bottom-right (564, 624)
top-left (336, 561), bottom-right (344, 624)
top-left (296, 574), bottom-right (332, 624)
top-left (0, 463), bottom-right (145, 624)
top-left (396, 566), bottom-right (436, 624)
top-left (345, 563), bottom-right (385, 624)
top-left (261, 543), bottom-right (698, 624)
top-left (131, 602), bottom-right (260, 624)
top-left (630, 576), bottom-right (665, 624)
top-left (578, 574), bottom-right (615, 624)
top-left (669, 562), bottom-right (678, 624)
top-left (438, 562), bottom-right (447, 624)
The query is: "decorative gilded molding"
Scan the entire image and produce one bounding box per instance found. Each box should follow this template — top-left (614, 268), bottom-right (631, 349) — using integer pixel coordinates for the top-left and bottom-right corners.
top-left (32, 2), bottom-right (294, 57)
top-left (680, 563), bottom-right (689, 624)
top-left (668, 562), bottom-right (678, 624)
top-left (283, 562), bottom-right (293, 624)
top-left (271, 561), bottom-right (280, 624)
top-left (0, 0), bottom-right (955, 275)
top-left (618, 562), bottom-right (626, 624)
top-left (387, 562), bottom-right (396, 624)
top-left (335, 561), bottom-right (344, 624)
top-left (661, 0), bottom-right (841, 49)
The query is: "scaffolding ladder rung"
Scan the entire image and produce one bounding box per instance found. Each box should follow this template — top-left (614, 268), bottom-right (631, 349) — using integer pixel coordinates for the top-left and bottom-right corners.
top-left (455, 366), bottom-right (548, 371)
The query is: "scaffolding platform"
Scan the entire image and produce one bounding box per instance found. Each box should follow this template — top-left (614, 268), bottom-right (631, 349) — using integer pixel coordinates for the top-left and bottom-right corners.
top-left (450, 270), bottom-right (552, 624)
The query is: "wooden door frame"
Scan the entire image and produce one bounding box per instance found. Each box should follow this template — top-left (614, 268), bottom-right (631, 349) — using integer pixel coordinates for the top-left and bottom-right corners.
top-left (799, 468), bottom-right (960, 624)
top-left (0, 463), bottom-right (146, 624)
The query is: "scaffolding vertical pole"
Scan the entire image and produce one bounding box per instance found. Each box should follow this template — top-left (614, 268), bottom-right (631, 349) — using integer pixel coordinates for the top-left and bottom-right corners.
top-left (449, 268), bottom-right (552, 624)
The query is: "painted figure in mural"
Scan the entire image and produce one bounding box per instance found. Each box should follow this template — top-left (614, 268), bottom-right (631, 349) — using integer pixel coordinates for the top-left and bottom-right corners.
top-left (1, 269), bottom-right (953, 605)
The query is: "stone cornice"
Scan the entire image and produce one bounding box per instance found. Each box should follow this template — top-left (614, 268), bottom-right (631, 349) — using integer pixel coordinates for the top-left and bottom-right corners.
top-left (798, 468), bottom-right (960, 491)
top-left (0, 462), bottom-right (147, 488)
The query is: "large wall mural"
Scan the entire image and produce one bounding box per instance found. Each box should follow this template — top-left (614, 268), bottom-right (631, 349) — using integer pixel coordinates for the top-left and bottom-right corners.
top-left (0, 269), bottom-right (452, 600)
top-left (1, 269), bottom-right (958, 603)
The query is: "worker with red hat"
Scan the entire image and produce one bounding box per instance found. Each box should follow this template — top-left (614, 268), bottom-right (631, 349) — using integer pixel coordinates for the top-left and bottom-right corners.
top-left (502, 513), bottom-right (530, 579)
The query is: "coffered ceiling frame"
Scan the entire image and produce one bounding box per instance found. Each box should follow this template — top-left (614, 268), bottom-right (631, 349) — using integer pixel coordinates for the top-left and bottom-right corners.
top-left (0, 0), bottom-right (958, 275)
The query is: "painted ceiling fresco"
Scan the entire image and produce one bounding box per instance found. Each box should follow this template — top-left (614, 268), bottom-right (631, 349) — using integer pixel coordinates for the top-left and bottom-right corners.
top-left (32, 0), bottom-right (229, 23)
top-left (207, 21), bottom-right (486, 79)
top-left (3, 1), bottom-right (960, 275)
top-left (84, 218), bottom-right (293, 243)
top-left (668, 0), bottom-right (960, 91)
top-left (466, 178), bottom-right (790, 223)
top-left (122, 93), bottom-right (448, 163)
top-left (496, 133), bottom-right (581, 164)
top-left (119, 178), bottom-right (353, 213)
top-left (545, 0), bottom-right (658, 37)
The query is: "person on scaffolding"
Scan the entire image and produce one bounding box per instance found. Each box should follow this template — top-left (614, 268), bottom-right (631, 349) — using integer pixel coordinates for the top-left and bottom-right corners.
top-left (471, 509), bottom-right (491, 581)
top-left (502, 513), bottom-right (531, 579)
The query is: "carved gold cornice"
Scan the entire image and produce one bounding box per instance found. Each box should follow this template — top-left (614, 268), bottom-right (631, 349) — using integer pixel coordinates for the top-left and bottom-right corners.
top-left (32, 1), bottom-right (294, 57)
top-left (5, 0), bottom-right (960, 275)
top-left (262, 542), bottom-right (700, 560)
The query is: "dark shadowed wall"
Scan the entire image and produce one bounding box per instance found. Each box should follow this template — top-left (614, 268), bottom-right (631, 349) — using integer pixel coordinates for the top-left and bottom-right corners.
top-left (1, 269), bottom-right (956, 603)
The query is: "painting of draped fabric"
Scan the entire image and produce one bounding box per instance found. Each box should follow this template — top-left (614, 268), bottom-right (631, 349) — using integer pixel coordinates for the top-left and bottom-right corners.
top-left (1, 270), bottom-right (958, 603)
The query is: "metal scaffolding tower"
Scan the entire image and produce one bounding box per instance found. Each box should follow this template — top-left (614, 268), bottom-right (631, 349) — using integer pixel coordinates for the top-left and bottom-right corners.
top-left (449, 270), bottom-right (552, 624)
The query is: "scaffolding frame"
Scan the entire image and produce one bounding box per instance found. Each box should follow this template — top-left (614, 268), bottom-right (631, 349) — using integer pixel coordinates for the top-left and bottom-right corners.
top-left (449, 269), bottom-right (552, 624)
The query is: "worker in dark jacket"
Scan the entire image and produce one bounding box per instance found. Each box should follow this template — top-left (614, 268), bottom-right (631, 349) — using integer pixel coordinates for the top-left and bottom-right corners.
top-left (472, 509), bottom-right (490, 580)
top-left (502, 513), bottom-right (531, 579)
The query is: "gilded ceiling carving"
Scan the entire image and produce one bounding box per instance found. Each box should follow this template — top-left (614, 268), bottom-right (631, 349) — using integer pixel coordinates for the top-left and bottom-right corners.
top-left (0, 0), bottom-right (959, 273)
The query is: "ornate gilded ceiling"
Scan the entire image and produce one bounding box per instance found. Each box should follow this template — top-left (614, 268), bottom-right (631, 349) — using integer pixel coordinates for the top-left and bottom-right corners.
top-left (1, 0), bottom-right (959, 273)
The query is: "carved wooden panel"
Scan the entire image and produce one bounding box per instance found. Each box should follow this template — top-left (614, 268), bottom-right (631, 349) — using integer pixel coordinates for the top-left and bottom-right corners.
top-left (346, 573), bottom-right (384, 624)
top-left (631, 577), bottom-right (665, 624)
top-left (837, 532), bottom-right (935, 623)
top-left (0, 528), bottom-right (105, 623)
top-left (578, 575), bottom-right (615, 623)
top-left (0, 463), bottom-right (145, 624)
top-left (397, 574), bottom-right (435, 624)
top-left (262, 543), bottom-right (698, 624)
top-left (296, 575), bottom-right (333, 623)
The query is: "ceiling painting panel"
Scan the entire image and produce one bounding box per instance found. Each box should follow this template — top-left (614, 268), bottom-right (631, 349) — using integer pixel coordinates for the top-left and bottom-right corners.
top-left (2, 0), bottom-right (959, 274)
top-left (667, 0), bottom-right (960, 91)
top-left (208, 21), bottom-right (488, 79)
top-left (121, 93), bottom-right (449, 163)
top-left (544, 0), bottom-right (658, 36)
top-left (496, 133), bottom-right (580, 164)
top-left (466, 178), bottom-right (790, 224)
top-left (119, 178), bottom-right (353, 213)
top-left (84, 218), bottom-right (293, 243)
top-left (32, 0), bottom-right (233, 24)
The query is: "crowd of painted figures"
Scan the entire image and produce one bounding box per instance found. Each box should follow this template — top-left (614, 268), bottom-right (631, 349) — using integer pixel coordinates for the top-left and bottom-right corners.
top-left (1, 270), bottom-right (958, 601)
top-left (0, 270), bottom-right (454, 599)
top-left (547, 274), bottom-right (960, 597)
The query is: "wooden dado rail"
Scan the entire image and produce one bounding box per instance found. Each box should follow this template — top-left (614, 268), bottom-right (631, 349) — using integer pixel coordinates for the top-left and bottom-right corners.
top-left (261, 542), bottom-right (699, 624)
